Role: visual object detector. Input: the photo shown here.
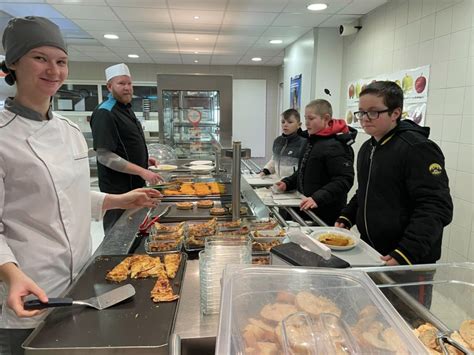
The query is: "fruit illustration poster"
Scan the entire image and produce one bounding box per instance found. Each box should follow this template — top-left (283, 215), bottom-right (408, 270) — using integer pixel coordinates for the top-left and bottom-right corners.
top-left (290, 74), bottom-right (302, 112)
top-left (345, 65), bottom-right (430, 130)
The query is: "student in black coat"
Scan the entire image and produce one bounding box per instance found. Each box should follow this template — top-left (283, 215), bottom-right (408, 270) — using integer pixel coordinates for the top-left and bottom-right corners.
top-left (275, 99), bottom-right (356, 225)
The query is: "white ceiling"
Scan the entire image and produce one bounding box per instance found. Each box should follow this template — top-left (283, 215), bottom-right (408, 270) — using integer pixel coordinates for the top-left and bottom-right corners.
top-left (0, 0), bottom-right (387, 66)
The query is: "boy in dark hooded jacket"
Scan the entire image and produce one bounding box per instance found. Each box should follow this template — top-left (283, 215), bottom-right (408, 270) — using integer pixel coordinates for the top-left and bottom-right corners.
top-left (336, 81), bottom-right (453, 265)
top-left (275, 99), bottom-right (357, 225)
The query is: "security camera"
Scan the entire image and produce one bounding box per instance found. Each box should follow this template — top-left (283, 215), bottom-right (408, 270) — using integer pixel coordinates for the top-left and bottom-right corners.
top-left (339, 22), bottom-right (362, 36)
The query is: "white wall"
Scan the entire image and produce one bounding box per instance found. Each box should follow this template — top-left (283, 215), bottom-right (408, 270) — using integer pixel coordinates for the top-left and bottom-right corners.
top-left (283, 29), bottom-right (315, 124)
top-left (232, 79), bottom-right (266, 157)
top-left (312, 28), bottom-right (344, 118)
top-left (340, 0), bottom-right (474, 263)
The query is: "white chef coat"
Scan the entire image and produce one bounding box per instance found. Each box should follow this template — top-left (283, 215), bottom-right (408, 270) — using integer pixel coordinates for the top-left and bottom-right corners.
top-left (0, 100), bottom-right (106, 328)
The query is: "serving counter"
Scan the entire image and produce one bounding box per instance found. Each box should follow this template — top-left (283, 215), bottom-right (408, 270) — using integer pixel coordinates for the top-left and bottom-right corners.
top-left (23, 166), bottom-right (473, 354)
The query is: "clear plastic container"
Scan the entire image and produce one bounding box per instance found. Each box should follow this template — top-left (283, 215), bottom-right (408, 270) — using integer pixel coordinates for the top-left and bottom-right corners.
top-left (145, 237), bottom-right (183, 254)
top-left (216, 266), bottom-right (428, 355)
top-left (247, 217), bottom-right (280, 231)
top-left (252, 237), bottom-right (283, 254)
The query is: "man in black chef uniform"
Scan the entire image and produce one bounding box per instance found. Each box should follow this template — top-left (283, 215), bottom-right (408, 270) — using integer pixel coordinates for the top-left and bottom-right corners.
top-left (90, 63), bottom-right (162, 232)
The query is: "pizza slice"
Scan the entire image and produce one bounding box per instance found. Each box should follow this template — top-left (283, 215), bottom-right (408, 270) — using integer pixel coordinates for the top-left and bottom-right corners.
top-left (164, 253), bottom-right (181, 279)
top-left (137, 257), bottom-right (168, 279)
top-left (151, 274), bottom-right (179, 302)
top-left (130, 255), bottom-right (157, 279)
top-left (106, 256), bottom-right (133, 282)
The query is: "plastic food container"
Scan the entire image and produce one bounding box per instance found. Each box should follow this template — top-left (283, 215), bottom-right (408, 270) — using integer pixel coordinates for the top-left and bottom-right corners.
top-left (145, 237), bottom-right (183, 254)
top-left (247, 218), bottom-right (279, 231)
top-left (251, 228), bottom-right (286, 239)
top-left (216, 265), bottom-right (428, 355)
top-left (252, 237), bottom-right (283, 254)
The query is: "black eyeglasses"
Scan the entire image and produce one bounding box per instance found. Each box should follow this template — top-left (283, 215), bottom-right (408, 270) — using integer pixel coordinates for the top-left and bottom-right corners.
top-left (354, 109), bottom-right (391, 121)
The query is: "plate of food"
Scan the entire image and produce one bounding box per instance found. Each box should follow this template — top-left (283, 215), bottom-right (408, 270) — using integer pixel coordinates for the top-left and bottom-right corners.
top-left (190, 160), bottom-right (213, 166)
top-left (310, 227), bottom-right (358, 250)
top-left (150, 164), bottom-right (178, 172)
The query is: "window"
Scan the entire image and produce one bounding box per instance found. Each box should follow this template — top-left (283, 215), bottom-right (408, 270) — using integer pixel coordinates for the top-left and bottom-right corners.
top-left (53, 84), bottom-right (99, 111)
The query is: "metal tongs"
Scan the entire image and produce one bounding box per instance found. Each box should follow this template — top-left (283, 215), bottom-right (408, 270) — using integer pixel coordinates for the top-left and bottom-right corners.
top-left (138, 205), bottom-right (171, 234)
top-left (436, 331), bottom-right (472, 355)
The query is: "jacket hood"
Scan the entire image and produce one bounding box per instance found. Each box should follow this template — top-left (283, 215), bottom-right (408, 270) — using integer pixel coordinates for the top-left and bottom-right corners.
top-left (297, 127), bottom-right (309, 138)
top-left (316, 119), bottom-right (349, 137)
top-left (396, 119), bottom-right (430, 138)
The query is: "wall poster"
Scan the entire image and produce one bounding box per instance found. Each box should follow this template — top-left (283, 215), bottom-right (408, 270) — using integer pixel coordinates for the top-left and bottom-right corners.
top-left (345, 65), bottom-right (430, 130)
top-left (290, 74), bottom-right (302, 112)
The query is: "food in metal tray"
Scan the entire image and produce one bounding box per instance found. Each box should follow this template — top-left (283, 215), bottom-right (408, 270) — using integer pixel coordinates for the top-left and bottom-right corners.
top-left (188, 218), bottom-right (217, 238)
top-left (163, 182), bottom-right (224, 196)
top-left (197, 199), bottom-right (214, 208)
top-left (210, 207), bottom-right (226, 216)
top-left (253, 229), bottom-right (286, 238)
top-left (176, 201), bottom-right (194, 210)
top-left (414, 321), bottom-right (474, 353)
top-left (149, 229), bottom-right (184, 241)
top-left (186, 235), bottom-right (205, 248)
top-left (218, 219), bottom-right (242, 228)
top-left (227, 206), bottom-right (249, 215)
top-left (152, 221), bottom-right (185, 233)
top-left (250, 218), bottom-right (279, 230)
top-left (147, 239), bottom-right (182, 252)
top-left (217, 226), bottom-right (250, 236)
top-left (318, 232), bottom-right (354, 247)
top-left (252, 239), bottom-right (282, 252)
top-left (105, 255), bottom-right (180, 303)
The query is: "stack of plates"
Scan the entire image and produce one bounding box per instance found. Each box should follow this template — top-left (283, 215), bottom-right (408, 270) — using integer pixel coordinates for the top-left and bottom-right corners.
top-left (189, 160), bottom-right (215, 173)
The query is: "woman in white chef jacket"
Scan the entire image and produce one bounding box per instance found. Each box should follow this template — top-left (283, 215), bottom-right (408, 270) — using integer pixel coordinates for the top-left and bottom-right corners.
top-left (0, 17), bottom-right (161, 354)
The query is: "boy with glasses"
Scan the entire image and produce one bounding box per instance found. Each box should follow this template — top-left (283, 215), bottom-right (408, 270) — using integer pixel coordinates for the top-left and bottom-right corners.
top-left (336, 81), bottom-right (453, 265)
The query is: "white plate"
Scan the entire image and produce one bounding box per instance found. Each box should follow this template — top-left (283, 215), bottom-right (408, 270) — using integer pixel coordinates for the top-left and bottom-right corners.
top-left (188, 165), bottom-right (214, 172)
top-left (190, 160), bottom-right (213, 165)
top-left (309, 227), bottom-right (358, 251)
top-left (150, 164), bottom-right (178, 172)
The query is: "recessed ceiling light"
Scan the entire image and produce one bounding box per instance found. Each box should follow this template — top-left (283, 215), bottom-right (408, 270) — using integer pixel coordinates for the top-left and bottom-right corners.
top-left (251, 57), bottom-right (262, 62)
top-left (194, 37), bottom-right (199, 41)
top-left (193, 16), bottom-right (200, 20)
top-left (269, 39), bottom-right (283, 44)
top-left (307, 3), bottom-right (328, 11)
top-left (194, 60), bottom-right (199, 63)
top-left (104, 34), bottom-right (119, 39)
top-left (128, 54), bottom-right (139, 58)
top-left (194, 51), bottom-right (199, 54)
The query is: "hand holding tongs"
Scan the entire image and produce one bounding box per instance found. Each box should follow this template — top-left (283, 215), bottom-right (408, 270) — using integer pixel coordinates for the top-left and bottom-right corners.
top-left (436, 332), bottom-right (472, 355)
top-left (138, 205), bottom-right (171, 234)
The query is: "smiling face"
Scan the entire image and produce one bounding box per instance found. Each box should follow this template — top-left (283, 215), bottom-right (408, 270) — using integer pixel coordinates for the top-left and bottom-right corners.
top-left (107, 75), bottom-right (133, 104)
top-left (281, 115), bottom-right (301, 135)
top-left (9, 46), bottom-right (68, 99)
top-left (358, 94), bottom-right (400, 141)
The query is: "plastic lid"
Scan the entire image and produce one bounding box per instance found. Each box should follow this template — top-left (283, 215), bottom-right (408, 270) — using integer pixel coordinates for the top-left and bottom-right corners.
top-left (216, 265), bottom-right (428, 355)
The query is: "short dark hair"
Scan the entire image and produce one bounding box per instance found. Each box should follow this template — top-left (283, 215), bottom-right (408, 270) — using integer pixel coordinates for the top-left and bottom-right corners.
top-left (281, 108), bottom-right (300, 122)
top-left (360, 81), bottom-right (403, 121)
top-left (306, 99), bottom-right (333, 118)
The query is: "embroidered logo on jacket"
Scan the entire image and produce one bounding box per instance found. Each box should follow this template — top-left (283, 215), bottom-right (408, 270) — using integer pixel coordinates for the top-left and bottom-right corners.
top-left (429, 163), bottom-right (443, 175)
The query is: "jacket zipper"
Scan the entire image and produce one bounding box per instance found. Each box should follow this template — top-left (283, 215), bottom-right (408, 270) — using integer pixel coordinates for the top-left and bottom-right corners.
top-left (277, 138), bottom-right (288, 177)
top-left (364, 145), bottom-right (376, 247)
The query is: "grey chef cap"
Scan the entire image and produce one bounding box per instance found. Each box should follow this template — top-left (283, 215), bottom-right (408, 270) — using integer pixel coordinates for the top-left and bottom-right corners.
top-left (2, 16), bottom-right (68, 67)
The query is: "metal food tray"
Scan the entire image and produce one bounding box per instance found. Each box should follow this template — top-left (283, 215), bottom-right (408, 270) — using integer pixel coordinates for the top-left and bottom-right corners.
top-left (160, 182), bottom-right (232, 201)
top-left (24, 254), bottom-right (187, 355)
top-left (159, 202), bottom-right (254, 222)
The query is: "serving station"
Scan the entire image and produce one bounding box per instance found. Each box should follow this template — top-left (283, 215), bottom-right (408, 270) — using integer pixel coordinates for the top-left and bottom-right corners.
top-left (23, 148), bottom-right (474, 355)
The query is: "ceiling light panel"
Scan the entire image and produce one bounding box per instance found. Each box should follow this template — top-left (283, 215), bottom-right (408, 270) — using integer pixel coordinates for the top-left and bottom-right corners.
top-left (226, 0), bottom-right (288, 12)
top-left (73, 19), bottom-right (128, 31)
top-left (272, 12), bottom-right (329, 27)
top-left (50, 4), bottom-right (119, 20)
top-left (307, 3), bottom-right (328, 11)
top-left (90, 31), bottom-right (133, 40)
top-left (222, 11), bottom-right (278, 26)
top-left (166, 0), bottom-right (227, 11)
top-left (181, 54), bottom-right (211, 64)
top-left (283, 0), bottom-right (350, 13)
top-left (113, 6), bottom-right (171, 22)
top-left (170, 9), bottom-right (224, 25)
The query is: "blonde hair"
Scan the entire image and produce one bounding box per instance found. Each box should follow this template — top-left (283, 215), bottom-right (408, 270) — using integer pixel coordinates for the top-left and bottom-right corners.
top-left (306, 99), bottom-right (333, 118)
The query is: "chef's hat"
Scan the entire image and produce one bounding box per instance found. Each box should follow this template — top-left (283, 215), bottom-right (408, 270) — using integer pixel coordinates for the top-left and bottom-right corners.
top-left (105, 63), bottom-right (131, 82)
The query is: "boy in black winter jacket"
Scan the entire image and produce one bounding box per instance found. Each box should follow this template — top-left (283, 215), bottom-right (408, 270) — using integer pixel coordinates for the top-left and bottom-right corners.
top-left (336, 81), bottom-right (453, 265)
top-left (275, 99), bottom-right (357, 225)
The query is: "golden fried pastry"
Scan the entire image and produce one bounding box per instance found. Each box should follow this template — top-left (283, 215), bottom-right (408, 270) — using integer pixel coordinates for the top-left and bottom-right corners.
top-left (416, 323), bottom-right (439, 350)
top-left (318, 232), bottom-right (353, 247)
top-left (176, 202), bottom-right (193, 210)
top-left (260, 303), bottom-right (298, 323)
top-left (153, 221), bottom-right (185, 233)
top-left (164, 253), bottom-right (181, 279)
top-left (210, 207), bottom-right (226, 216)
top-left (295, 291), bottom-right (342, 318)
top-left (197, 199), bottom-right (214, 208)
